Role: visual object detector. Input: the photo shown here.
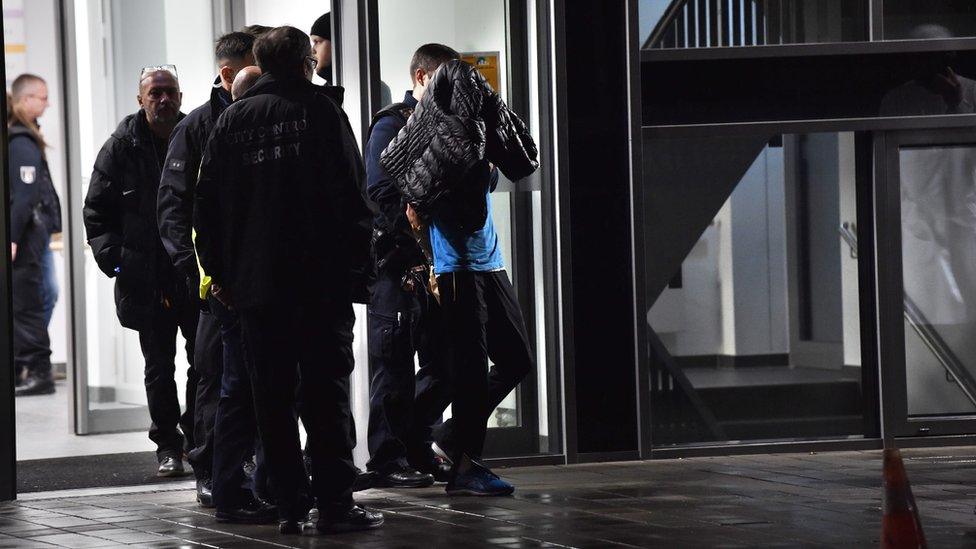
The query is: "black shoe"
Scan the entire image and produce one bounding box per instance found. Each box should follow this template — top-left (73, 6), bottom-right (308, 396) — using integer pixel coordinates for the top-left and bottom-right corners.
top-left (278, 518), bottom-right (304, 534)
top-left (215, 498), bottom-right (278, 524)
top-left (374, 467), bottom-right (435, 489)
top-left (14, 376), bottom-right (54, 396)
top-left (196, 479), bottom-right (214, 508)
top-left (352, 468), bottom-right (377, 492)
top-left (157, 456), bottom-right (184, 477)
top-left (316, 505), bottom-right (384, 534)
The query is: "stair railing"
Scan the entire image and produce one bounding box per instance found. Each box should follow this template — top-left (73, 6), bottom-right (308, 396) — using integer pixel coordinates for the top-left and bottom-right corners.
top-left (840, 222), bottom-right (976, 408)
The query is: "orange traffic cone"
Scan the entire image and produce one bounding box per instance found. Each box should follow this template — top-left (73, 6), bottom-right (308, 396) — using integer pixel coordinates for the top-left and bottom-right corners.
top-left (880, 447), bottom-right (927, 548)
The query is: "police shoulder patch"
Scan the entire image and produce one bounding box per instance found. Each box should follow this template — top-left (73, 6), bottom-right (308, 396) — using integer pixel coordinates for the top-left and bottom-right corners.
top-left (19, 166), bottom-right (36, 184)
top-left (168, 158), bottom-right (186, 172)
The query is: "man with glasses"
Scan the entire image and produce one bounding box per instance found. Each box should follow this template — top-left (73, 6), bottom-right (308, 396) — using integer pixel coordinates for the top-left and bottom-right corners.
top-left (84, 65), bottom-right (197, 478)
top-left (156, 31), bottom-right (275, 520)
top-left (195, 26), bottom-right (381, 534)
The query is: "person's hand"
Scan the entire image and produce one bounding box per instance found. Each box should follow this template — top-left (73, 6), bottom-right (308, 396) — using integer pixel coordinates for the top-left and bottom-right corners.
top-left (933, 66), bottom-right (963, 108)
top-left (10, 243), bottom-right (16, 262)
top-left (406, 203), bottom-right (422, 232)
top-left (211, 283), bottom-right (235, 310)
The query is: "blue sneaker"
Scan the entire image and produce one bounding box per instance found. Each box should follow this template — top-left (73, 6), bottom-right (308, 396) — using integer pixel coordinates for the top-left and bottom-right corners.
top-left (446, 461), bottom-right (515, 497)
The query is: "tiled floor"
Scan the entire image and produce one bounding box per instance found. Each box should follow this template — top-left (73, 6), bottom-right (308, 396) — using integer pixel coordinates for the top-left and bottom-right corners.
top-left (3, 446), bottom-right (976, 547)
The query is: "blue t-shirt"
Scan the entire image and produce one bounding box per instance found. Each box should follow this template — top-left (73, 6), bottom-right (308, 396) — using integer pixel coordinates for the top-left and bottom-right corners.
top-left (430, 171), bottom-right (504, 274)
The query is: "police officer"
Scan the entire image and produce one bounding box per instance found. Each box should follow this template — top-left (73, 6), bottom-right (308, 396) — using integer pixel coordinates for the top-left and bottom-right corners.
top-left (156, 31), bottom-right (269, 515)
top-left (83, 66), bottom-right (197, 477)
top-left (195, 26), bottom-right (382, 534)
top-left (363, 44), bottom-right (462, 487)
top-left (9, 74), bottom-right (61, 397)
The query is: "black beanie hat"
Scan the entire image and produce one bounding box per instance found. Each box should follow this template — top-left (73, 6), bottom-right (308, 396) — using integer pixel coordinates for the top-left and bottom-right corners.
top-left (311, 13), bottom-right (331, 40)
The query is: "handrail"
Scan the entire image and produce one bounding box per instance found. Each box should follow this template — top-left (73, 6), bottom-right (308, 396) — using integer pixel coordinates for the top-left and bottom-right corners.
top-left (642, 0), bottom-right (692, 50)
top-left (839, 222), bottom-right (976, 408)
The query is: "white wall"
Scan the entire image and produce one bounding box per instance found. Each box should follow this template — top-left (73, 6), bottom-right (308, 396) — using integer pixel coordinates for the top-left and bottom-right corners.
top-left (650, 147), bottom-right (789, 359)
top-left (244, 1), bottom-right (330, 85)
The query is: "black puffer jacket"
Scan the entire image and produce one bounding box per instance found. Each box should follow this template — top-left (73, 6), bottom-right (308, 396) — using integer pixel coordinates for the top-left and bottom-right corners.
top-left (380, 60), bottom-right (538, 231)
top-left (84, 110), bottom-right (187, 330)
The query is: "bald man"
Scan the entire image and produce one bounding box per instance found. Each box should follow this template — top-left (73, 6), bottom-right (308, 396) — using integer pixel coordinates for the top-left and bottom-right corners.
top-left (84, 67), bottom-right (198, 479)
top-left (231, 65), bottom-right (263, 101)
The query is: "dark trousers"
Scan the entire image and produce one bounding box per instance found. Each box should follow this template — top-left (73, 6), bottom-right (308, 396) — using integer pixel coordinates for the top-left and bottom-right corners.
top-left (210, 299), bottom-right (265, 510)
top-left (239, 298), bottom-right (357, 517)
top-left (436, 271), bottom-right (533, 459)
top-left (139, 296), bottom-right (199, 459)
top-left (13, 224), bottom-right (52, 381)
top-left (365, 268), bottom-right (451, 473)
top-left (187, 309), bottom-right (222, 480)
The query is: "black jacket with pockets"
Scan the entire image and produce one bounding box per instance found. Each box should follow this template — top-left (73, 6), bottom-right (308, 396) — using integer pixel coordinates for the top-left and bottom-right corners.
top-left (194, 74), bottom-right (374, 309)
top-left (84, 110), bottom-right (186, 330)
top-left (9, 124), bottom-right (61, 246)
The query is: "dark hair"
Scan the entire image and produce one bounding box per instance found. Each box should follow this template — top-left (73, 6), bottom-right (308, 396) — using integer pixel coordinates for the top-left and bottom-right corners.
top-left (409, 43), bottom-right (460, 83)
top-left (242, 24), bottom-right (274, 38)
top-left (215, 32), bottom-right (256, 63)
top-left (254, 26), bottom-right (311, 76)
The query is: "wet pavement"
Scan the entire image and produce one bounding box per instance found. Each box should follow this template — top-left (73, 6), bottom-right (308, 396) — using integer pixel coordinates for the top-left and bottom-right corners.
top-left (2, 446), bottom-right (976, 547)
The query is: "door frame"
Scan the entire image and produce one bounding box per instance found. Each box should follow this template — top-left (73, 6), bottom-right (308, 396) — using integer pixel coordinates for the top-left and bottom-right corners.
top-left (877, 127), bottom-right (976, 439)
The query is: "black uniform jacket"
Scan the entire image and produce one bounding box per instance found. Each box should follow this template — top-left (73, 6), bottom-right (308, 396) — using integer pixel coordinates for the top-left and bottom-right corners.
top-left (157, 79), bottom-right (232, 279)
top-left (84, 110), bottom-right (187, 330)
top-left (9, 124), bottom-right (61, 245)
top-left (194, 73), bottom-right (374, 310)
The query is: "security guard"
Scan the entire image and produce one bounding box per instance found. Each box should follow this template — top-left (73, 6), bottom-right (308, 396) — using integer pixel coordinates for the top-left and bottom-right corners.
top-left (195, 26), bottom-right (381, 534)
top-left (157, 31), bottom-right (269, 518)
top-left (9, 74), bottom-right (61, 397)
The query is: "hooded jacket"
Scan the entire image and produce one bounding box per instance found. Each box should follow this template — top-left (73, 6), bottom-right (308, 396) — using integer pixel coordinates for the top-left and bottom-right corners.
top-left (84, 110), bottom-right (187, 330)
top-left (379, 59), bottom-right (538, 231)
top-left (9, 123), bottom-right (61, 245)
top-left (194, 73), bottom-right (373, 309)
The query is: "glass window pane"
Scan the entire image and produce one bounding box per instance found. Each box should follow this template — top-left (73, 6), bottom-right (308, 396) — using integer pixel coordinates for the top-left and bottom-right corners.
top-left (899, 144), bottom-right (976, 416)
top-left (641, 0), bottom-right (868, 49)
top-left (645, 132), bottom-right (866, 445)
top-left (885, 1), bottom-right (976, 40)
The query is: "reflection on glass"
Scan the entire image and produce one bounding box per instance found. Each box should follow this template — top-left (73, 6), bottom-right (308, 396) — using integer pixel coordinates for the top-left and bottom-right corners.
top-left (642, 0), bottom-right (868, 49)
top-left (880, 26), bottom-right (976, 116)
top-left (647, 133), bottom-right (864, 445)
top-left (900, 145), bottom-right (976, 416)
top-left (885, 0), bottom-right (976, 40)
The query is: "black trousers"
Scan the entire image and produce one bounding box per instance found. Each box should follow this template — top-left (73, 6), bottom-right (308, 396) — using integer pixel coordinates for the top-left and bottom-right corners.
top-left (365, 268), bottom-right (451, 473)
top-left (186, 309), bottom-right (222, 480)
top-left (210, 298), bottom-right (265, 510)
top-left (12, 223), bottom-right (52, 381)
top-left (239, 299), bottom-right (357, 517)
top-left (436, 271), bottom-right (533, 459)
top-left (139, 296), bottom-right (199, 459)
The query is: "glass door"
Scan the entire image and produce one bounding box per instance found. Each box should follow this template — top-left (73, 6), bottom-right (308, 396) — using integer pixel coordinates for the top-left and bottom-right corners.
top-left (64, 0), bottom-right (218, 434)
top-left (371, 0), bottom-right (554, 457)
top-left (881, 128), bottom-right (976, 437)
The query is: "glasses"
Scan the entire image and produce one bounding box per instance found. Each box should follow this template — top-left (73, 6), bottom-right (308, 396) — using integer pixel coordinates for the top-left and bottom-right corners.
top-left (305, 56), bottom-right (318, 70)
top-left (140, 64), bottom-right (178, 81)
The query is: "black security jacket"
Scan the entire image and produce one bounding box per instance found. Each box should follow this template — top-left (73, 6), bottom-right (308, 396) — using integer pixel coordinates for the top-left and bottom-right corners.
top-left (157, 79), bottom-right (232, 279)
top-left (195, 73), bottom-right (373, 309)
top-left (380, 59), bottom-right (538, 230)
top-left (84, 110), bottom-right (187, 330)
top-left (9, 124), bottom-right (61, 245)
